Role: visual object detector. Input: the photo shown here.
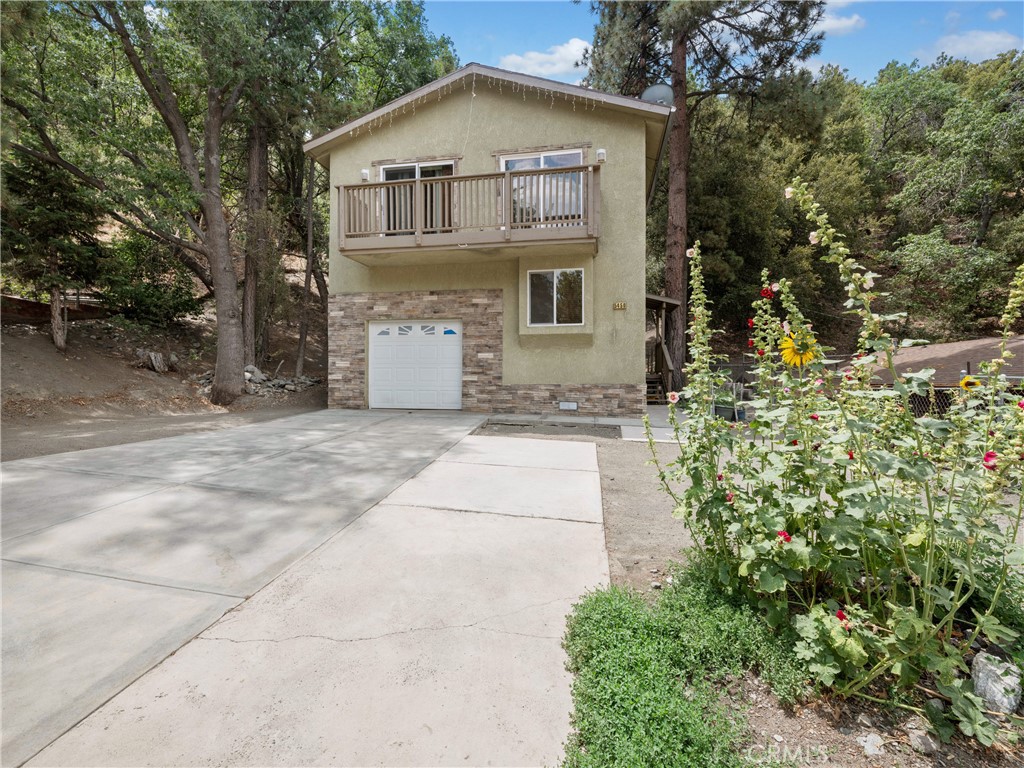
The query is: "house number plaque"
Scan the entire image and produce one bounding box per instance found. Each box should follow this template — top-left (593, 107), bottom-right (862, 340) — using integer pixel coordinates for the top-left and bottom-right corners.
top-left (613, 302), bottom-right (627, 310)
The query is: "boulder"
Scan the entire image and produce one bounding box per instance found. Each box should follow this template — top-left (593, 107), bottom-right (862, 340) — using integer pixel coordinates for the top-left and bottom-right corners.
top-left (971, 652), bottom-right (1022, 715)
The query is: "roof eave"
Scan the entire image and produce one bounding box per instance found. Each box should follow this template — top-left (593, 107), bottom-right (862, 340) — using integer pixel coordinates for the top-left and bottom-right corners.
top-left (302, 62), bottom-right (673, 158)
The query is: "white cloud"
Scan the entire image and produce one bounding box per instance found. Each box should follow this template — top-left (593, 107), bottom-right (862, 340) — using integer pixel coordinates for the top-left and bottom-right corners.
top-left (988, 8), bottom-right (1007, 21)
top-left (924, 29), bottom-right (1023, 61)
top-left (945, 10), bottom-right (961, 30)
top-left (499, 38), bottom-right (590, 81)
top-left (817, 12), bottom-right (866, 36)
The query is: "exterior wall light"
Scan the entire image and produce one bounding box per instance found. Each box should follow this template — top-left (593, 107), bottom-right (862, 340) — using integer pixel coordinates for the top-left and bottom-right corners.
top-left (360, 169), bottom-right (370, 182)
top-left (596, 149), bottom-right (607, 163)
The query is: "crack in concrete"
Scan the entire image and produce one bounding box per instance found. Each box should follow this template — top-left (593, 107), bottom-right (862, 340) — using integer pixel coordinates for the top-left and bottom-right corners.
top-left (198, 595), bottom-right (576, 646)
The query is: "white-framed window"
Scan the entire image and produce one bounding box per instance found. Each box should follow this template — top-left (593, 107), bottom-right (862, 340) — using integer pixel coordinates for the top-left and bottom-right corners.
top-left (527, 268), bottom-right (584, 326)
top-left (500, 149), bottom-right (584, 227)
top-left (379, 161), bottom-right (455, 234)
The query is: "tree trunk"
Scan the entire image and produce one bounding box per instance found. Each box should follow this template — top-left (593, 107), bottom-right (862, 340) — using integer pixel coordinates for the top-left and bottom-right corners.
top-left (665, 31), bottom-right (690, 390)
top-left (49, 283), bottom-right (67, 353)
top-left (204, 94), bottom-right (244, 405)
top-left (295, 158), bottom-right (316, 378)
top-left (242, 111), bottom-right (269, 368)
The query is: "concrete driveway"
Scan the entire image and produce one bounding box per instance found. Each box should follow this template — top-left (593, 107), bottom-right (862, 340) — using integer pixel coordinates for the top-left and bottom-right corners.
top-left (2, 410), bottom-right (608, 766)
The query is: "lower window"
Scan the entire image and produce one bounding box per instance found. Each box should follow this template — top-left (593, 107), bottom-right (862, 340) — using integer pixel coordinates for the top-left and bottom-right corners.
top-left (528, 268), bottom-right (584, 326)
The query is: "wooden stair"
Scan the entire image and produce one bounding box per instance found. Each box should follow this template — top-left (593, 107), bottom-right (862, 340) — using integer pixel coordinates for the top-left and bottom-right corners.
top-left (646, 373), bottom-right (667, 405)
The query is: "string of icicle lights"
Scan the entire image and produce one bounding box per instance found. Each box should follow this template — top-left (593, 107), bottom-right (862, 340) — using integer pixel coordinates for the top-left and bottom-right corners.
top-left (348, 72), bottom-right (607, 138)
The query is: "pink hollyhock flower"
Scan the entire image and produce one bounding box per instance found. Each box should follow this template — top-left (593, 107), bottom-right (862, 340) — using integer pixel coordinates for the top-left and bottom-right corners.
top-left (771, 282), bottom-right (780, 292)
top-left (982, 451), bottom-right (997, 470)
top-left (1018, 400), bottom-right (1024, 409)
top-left (686, 248), bottom-right (695, 258)
top-left (809, 231), bottom-right (820, 245)
top-left (667, 391), bottom-right (680, 404)
top-left (777, 531), bottom-right (792, 543)
top-left (782, 321), bottom-right (791, 334)
top-left (814, 378), bottom-right (824, 387)
top-left (836, 609), bottom-right (851, 631)
top-left (784, 187), bottom-right (795, 199)
top-left (725, 492), bottom-right (734, 503)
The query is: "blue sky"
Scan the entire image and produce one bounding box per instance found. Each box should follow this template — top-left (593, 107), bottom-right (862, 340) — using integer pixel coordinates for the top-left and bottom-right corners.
top-left (422, 1), bottom-right (1024, 84)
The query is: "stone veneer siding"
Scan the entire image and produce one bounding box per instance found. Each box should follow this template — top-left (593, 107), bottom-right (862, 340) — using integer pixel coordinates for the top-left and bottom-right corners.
top-left (328, 289), bottom-right (644, 417)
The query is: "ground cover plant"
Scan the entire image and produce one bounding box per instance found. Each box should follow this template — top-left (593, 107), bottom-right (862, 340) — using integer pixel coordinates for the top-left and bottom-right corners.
top-left (561, 561), bottom-right (806, 767)
top-left (649, 181), bottom-right (1024, 747)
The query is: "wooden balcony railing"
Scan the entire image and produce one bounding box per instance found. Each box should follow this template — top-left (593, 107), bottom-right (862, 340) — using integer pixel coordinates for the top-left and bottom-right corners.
top-left (337, 164), bottom-right (600, 254)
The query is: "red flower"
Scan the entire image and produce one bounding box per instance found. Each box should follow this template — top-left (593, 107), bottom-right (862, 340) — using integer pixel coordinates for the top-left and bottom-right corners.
top-left (748, 339), bottom-right (755, 347)
top-left (756, 348), bottom-right (766, 357)
top-left (982, 451), bottom-right (998, 471)
top-left (791, 439), bottom-right (799, 445)
top-left (717, 473), bottom-right (724, 481)
top-left (809, 413), bottom-right (819, 421)
top-left (1018, 400), bottom-right (1024, 409)
top-left (725, 492), bottom-right (735, 503)
top-left (777, 531), bottom-right (792, 543)
top-left (760, 287), bottom-right (774, 299)
top-left (747, 318), bottom-right (755, 328)
top-left (836, 609), bottom-right (848, 621)
top-left (847, 450), bottom-right (855, 460)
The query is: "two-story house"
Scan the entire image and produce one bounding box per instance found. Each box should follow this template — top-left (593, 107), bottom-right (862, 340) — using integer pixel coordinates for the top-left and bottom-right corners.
top-left (304, 63), bottom-right (673, 417)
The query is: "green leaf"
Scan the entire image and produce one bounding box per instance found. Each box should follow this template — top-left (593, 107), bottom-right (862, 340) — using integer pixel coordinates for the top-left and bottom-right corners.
top-left (758, 567), bottom-right (787, 593)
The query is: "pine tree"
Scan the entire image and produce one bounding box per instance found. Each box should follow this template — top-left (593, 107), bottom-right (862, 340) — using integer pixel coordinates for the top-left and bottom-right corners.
top-left (584, 1), bottom-right (824, 384)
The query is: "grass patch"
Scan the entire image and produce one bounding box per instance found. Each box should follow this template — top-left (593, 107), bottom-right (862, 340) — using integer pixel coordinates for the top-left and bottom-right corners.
top-left (561, 560), bottom-right (808, 767)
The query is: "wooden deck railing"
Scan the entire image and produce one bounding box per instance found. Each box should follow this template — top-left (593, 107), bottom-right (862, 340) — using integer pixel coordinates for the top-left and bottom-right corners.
top-left (337, 164), bottom-right (600, 251)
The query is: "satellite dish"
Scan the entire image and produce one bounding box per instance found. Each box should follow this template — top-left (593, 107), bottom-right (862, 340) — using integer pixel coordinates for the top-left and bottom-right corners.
top-left (640, 83), bottom-right (673, 105)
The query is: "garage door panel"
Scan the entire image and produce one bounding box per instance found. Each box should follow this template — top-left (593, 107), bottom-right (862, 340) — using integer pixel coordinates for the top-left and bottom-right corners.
top-left (368, 321), bottom-right (462, 410)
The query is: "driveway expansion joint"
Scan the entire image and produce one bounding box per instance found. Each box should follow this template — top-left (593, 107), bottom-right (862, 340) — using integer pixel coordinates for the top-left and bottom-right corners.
top-left (382, 501), bottom-right (603, 525)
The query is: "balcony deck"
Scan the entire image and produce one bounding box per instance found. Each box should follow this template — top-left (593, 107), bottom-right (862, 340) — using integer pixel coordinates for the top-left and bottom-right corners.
top-left (336, 165), bottom-right (600, 266)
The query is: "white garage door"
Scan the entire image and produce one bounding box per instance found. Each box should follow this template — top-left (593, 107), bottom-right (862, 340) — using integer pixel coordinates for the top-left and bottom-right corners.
top-left (368, 321), bottom-right (463, 409)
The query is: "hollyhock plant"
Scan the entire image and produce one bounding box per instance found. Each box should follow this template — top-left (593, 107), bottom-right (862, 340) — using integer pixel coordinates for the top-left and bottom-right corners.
top-left (647, 187), bottom-right (1024, 747)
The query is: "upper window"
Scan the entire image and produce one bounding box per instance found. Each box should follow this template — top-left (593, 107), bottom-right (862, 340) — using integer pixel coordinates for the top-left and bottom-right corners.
top-left (528, 268), bottom-right (584, 326)
top-left (501, 150), bottom-right (584, 227)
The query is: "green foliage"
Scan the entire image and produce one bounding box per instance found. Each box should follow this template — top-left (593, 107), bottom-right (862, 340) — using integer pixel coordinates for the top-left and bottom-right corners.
top-left (97, 232), bottom-right (202, 325)
top-left (0, 151), bottom-right (105, 292)
top-left (561, 562), bottom-right (807, 767)
top-left (652, 185), bottom-right (1024, 746)
top-left (886, 228), bottom-right (1016, 338)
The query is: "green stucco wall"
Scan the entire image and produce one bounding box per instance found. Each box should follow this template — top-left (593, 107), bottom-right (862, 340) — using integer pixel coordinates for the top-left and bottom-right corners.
top-left (325, 81), bottom-right (649, 387)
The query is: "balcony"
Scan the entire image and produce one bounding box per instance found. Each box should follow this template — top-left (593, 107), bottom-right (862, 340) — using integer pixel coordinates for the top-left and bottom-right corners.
top-left (336, 165), bottom-right (600, 266)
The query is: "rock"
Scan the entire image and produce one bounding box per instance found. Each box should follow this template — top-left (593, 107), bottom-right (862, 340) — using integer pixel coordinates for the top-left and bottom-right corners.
top-left (650, 581), bottom-right (662, 590)
top-left (908, 729), bottom-right (940, 754)
top-left (245, 382), bottom-right (258, 395)
top-left (244, 371), bottom-right (252, 381)
top-left (148, 352), bottom-right (167, 373)
top-left (971, 652), bottom-right (1022, 714)
top-left (926, 697), bottom-right (946, 713)
top-left (856, 713), bottom-right (873, 728)
top-left (284, 383), bottom-right (297, 392)
top-left (856, 733), bottom-right (885, 756)
top-left (772, 734), bottom-right (783, 743)
top-left (250, 371), bottom-right (267, 384)
top-left (244, 365), bottom-right (259, 373)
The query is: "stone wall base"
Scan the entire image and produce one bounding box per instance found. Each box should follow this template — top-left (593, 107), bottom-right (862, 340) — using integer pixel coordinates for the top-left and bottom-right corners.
top-left (327, 290), bottom-right (644, 418)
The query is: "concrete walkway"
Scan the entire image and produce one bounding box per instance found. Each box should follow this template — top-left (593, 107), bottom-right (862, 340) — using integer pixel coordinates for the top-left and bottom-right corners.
top-left (2, 412), bottom-right (608, 766)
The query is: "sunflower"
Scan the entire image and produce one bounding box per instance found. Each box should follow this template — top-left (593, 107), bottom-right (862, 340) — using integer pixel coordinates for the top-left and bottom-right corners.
top-left (959, 375), bottom-right (981, 391)
top-left (779, 329), bottom-right (818, 367)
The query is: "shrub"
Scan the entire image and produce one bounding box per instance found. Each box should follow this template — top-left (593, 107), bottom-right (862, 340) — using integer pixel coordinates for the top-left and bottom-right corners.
top-left (561, 562), bottom-right (807, 767)
top-left (98, 232), bottom-right (203, 325)
top-left (650, 180), bottom-right (1024, 745)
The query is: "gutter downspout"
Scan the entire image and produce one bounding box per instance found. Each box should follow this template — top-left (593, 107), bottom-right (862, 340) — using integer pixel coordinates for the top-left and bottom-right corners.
top-left (646, 106), bottom-right (676, 211)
